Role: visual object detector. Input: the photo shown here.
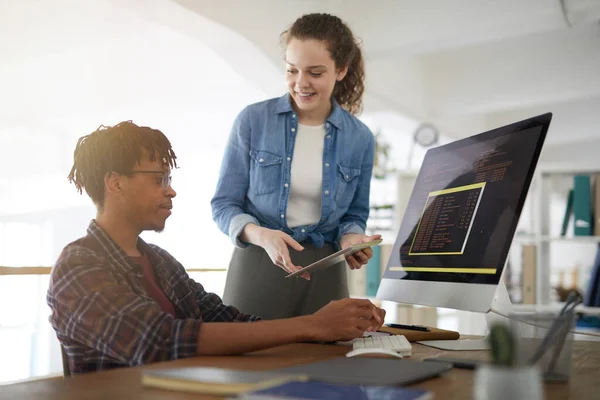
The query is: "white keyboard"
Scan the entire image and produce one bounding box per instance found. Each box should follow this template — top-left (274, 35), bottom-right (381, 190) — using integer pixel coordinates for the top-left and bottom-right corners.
top-left (352, 334), bottom-right (412, 356)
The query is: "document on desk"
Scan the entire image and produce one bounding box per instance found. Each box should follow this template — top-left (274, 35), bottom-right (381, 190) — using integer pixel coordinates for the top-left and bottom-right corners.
top-left (285, 239), bottom-right (382, 278)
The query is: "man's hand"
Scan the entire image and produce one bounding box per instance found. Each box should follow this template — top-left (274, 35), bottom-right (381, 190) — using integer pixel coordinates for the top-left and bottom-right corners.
top-left (241, 224), bottom-right (310, 280)
top-left (305, 298), bottom-right (386, 342)
top-left (340, 233), bottom-right (382, 270)
top-left (365, 306), bottom-right (386, 332)
top-left (196, 298), bottom-right (386, 356)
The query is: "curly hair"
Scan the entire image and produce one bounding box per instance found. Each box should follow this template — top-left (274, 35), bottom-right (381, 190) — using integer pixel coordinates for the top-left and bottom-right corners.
top-left (67, 121), bottom-right (177, 209)
top-left (281, 13), bottom-right (365, 115)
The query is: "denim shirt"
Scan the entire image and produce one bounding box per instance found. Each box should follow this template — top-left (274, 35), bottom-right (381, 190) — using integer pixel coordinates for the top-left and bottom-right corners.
top-left (211, 94), bottom-right (375, 249)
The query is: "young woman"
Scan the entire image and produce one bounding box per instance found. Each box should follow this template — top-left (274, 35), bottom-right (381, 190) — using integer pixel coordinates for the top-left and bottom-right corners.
top-left (211, 13), bottom-right (380, 319)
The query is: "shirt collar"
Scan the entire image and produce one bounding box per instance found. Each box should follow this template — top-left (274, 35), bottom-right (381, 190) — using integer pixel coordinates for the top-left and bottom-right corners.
top-left (86, 219), bottom-right (163, 276)
top-left (274, 93), bottom-right (345, 130)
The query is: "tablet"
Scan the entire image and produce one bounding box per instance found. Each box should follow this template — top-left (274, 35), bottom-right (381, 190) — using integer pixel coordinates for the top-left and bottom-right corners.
top-left (285, 239), bottom-right (382, 278)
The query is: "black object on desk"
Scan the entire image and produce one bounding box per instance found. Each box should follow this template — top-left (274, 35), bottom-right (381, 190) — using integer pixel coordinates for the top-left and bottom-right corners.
top-left (424, 356), bottom-right (486, 370)
top-left (386, 323), bottom-right (431, 332)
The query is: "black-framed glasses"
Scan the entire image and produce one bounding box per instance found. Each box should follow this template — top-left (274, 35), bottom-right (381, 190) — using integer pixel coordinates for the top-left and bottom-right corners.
top-left (127, 170), bottom-right (172, 189)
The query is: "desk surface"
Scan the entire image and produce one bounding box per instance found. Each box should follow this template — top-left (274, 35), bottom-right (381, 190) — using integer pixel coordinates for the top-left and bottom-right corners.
top-left (3, 341), bottom-right (600, 400)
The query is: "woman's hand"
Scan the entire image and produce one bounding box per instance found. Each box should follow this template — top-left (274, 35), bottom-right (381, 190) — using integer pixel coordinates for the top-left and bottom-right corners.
top-left (241, 224), bottom-right (310, 280)
top-left (340, 233), bottom-right (382, 270)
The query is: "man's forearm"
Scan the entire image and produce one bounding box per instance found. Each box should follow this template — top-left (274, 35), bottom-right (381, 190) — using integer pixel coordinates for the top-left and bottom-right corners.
top-left (196, 316), bottom-right (315, 356)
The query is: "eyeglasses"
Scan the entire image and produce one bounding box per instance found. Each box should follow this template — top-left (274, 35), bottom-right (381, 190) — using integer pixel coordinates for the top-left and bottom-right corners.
top-left (127, 170), bottom-right (172, 189)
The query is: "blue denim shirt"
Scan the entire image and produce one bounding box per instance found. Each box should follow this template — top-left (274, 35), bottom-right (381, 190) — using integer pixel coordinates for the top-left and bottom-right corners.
top-left (211, 94), bottom-right (375, 249)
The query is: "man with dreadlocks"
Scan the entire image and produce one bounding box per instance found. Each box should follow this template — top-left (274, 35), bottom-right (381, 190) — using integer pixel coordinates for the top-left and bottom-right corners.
top-left (46, 121), bottom-right (385, 375)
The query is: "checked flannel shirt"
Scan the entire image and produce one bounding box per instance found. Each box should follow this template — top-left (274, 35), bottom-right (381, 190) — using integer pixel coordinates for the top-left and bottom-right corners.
top-left (47, 220), bottom-right (260, 375)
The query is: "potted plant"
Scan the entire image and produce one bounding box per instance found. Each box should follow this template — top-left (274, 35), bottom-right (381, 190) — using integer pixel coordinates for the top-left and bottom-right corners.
top-left (473, 323), bottom-right (543, 400)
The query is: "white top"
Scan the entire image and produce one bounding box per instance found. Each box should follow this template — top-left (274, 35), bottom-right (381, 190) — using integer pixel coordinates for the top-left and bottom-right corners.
top-left (286, 123), bottom-right (326, 228)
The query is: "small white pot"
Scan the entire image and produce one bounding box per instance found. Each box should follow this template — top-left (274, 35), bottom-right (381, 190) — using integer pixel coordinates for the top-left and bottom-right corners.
top-left (474, 365), bottom-right (543, 400)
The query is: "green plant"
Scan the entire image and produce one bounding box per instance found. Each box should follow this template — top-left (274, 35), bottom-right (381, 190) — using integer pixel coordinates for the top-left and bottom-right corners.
top-left (489, 322), bottom-right (516, 367)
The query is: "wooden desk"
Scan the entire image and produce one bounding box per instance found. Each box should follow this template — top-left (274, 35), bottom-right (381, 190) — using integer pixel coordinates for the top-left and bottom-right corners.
top-left (3, 341), bottom-right (600, 399)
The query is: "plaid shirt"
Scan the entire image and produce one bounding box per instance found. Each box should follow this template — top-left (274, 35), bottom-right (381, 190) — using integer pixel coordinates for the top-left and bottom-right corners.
top-left (47, 220), bottom-right (260, 375)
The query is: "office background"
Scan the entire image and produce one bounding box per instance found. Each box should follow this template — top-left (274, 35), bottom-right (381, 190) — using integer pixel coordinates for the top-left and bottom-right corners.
top-left (1, 0), bottom-right (600, 384)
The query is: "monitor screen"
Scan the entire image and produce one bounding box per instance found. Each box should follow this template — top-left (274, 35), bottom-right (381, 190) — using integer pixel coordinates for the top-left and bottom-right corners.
top-left (382, 114), bottom-right (550, 286)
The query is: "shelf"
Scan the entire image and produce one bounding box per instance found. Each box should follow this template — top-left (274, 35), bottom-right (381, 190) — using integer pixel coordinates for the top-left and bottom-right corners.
top-left (538, 163), bottom-right (600, 175)
top-left (540, 236), bottom-right (600, 244)
top-left (511, 236), bottom-right (600, 244)
top-left (513, 303), bottom-right (600, 316)
top-left (512, 234), bottom-right (537, 242)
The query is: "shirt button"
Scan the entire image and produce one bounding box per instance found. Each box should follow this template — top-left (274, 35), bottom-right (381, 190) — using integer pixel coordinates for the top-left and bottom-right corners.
top-left (324, 190), bottom-right (330, 195)
top-left (345, 175), bottom-right (349, 179)
top-left (287, 157), bottom-right (291, 161)
top-left (301, 228), bottom-right (306, 233)
top-left (292, 114), bottom-right (297, 118)
top-left (291, 128), bottom-right (296, 132)
top-left (325, 163), bottom-right (330, 167)
top-left (326, 135), bottom-right (331, 139)
top-left (284, 183), bottom-right (289, 188)
top-left (280, 214), bottom-right (285, 219)
top-left (259, 158), bottom-right (264, 163)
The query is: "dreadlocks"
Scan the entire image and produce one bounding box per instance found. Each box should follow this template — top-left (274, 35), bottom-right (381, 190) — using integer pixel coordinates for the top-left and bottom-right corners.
top-left (67, 121), bottom-right (177, 208)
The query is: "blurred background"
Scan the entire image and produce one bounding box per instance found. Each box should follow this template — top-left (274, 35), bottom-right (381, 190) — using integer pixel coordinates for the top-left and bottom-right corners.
top-left (1, 0), bottom-right (599, 383)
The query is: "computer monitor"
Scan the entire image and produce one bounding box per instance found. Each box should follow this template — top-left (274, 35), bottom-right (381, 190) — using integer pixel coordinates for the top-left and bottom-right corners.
top-left (377, 113), bottom-right (552, 322)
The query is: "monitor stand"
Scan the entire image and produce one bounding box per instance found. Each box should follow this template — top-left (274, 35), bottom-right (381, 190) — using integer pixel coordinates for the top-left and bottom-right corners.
top-left (416, 280), bottom-right (514, 350)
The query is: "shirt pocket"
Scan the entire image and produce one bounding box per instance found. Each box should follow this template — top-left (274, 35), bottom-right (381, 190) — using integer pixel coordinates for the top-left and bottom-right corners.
top-left (335, 164), bottom-right (361, 208)
top-left (249, 150), bottom-right (283, 195)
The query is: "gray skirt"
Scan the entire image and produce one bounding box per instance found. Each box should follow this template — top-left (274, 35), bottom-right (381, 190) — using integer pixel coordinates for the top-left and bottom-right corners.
top-left (222, 242), bottom-right (349, 320)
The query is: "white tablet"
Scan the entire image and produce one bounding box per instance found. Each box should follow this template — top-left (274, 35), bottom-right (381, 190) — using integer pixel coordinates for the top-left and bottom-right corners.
top-left (285, 239), bottom-right (383, 278)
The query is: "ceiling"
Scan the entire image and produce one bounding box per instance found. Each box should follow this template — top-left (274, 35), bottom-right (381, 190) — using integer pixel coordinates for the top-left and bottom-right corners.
top-left (167, 0), bottom-right (600, 164)
top-left (1, 0), bottom-right (600, 170)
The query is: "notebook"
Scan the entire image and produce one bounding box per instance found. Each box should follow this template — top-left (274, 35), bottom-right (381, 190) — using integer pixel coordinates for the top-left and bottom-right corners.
top-left (141, 367), bottom-right (307, 395)
top-left (236, 381), bottom-right (432, 400)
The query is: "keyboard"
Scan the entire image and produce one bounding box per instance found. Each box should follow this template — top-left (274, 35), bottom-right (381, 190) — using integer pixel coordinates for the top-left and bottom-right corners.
top-left (353, 334), bottom-right (412, 356)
